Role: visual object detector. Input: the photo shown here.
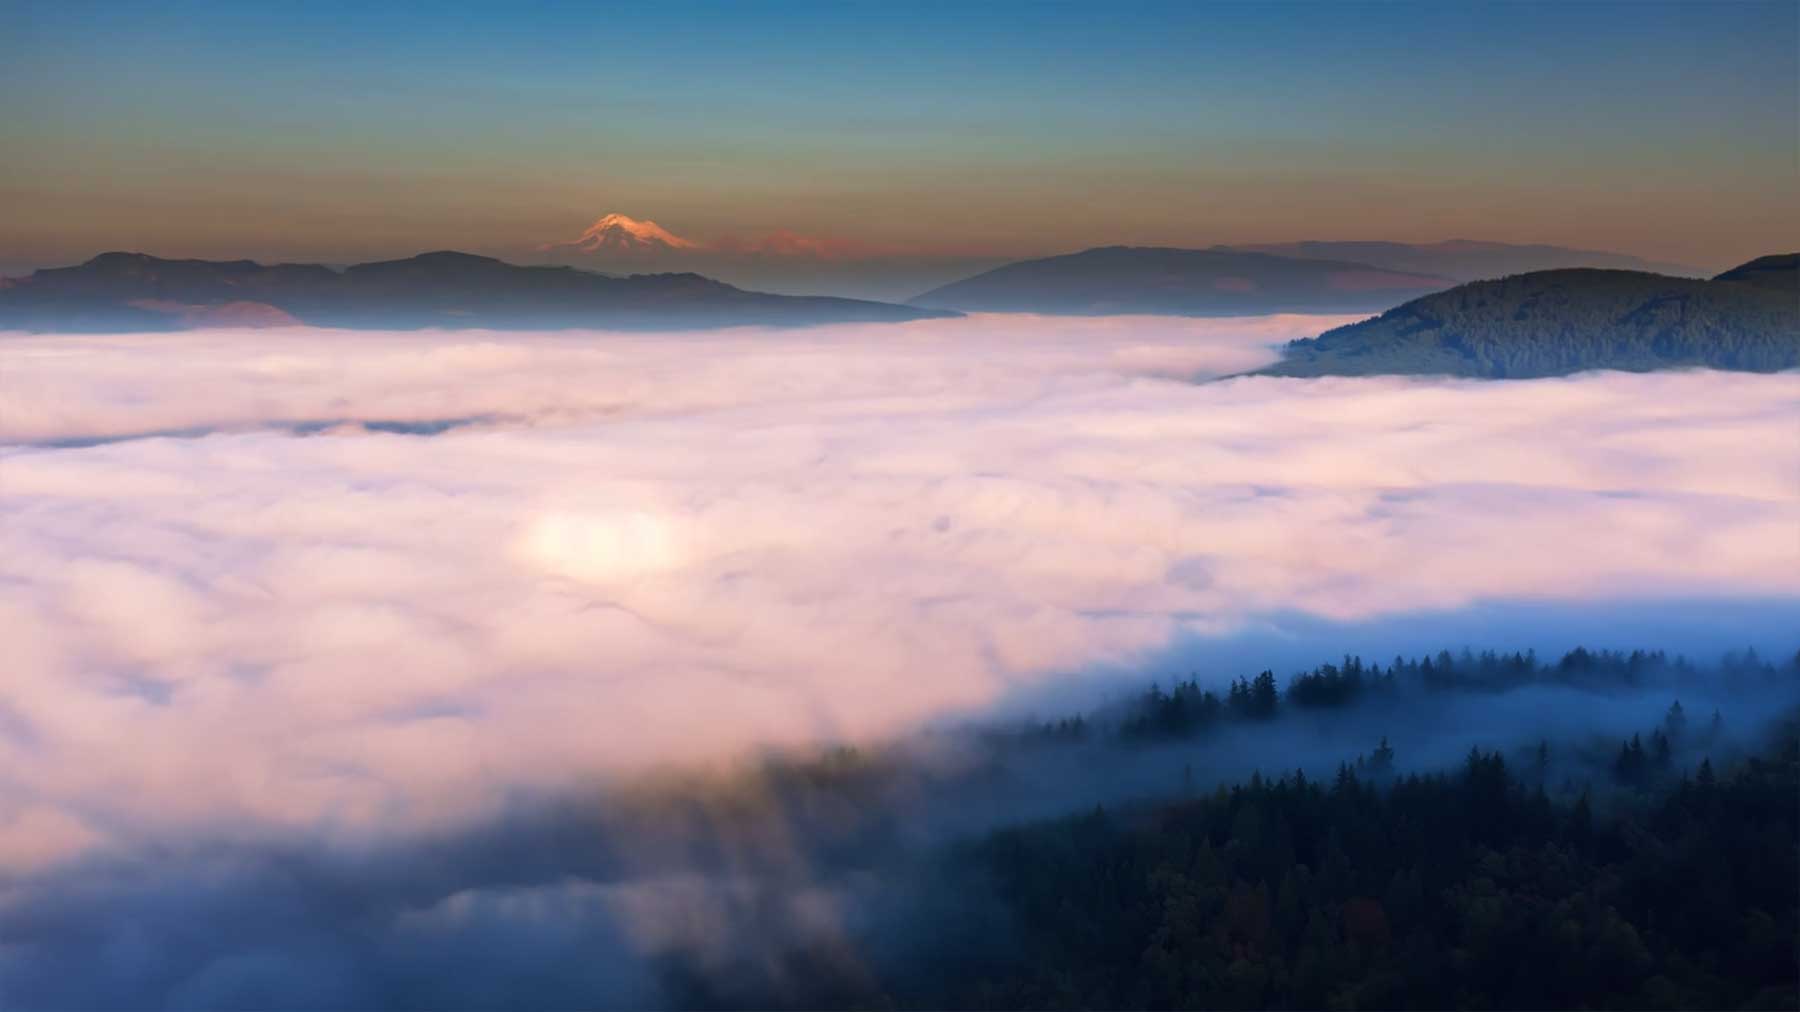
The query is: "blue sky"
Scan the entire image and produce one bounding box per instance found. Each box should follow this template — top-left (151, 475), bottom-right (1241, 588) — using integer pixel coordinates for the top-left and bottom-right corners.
top-left (4, 0), bottom-right (1795, 270)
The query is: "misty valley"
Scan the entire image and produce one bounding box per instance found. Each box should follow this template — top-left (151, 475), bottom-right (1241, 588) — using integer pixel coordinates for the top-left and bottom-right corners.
top-left (1, 313), bottom-right (1795, 1008)
top-left (5, 6), bottom-right (1799, 1005)
top-left (4, 644), bottom-right (1794, 1009)
top-left (655, 647), bottom-right (1800, 1010)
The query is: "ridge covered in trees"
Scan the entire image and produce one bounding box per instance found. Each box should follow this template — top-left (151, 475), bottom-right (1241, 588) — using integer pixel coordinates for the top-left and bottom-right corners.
top-left (660, 646), bottom-right (1800, 1010)
top-left (1258, 256), bottom-right (1799, 379)
top-left (1713, 252), bottom-right (1799, 294)
top-left (922, 727), bottom-right (1796, 1010)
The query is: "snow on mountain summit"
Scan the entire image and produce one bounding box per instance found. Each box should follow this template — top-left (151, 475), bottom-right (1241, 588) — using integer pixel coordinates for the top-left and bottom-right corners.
top-left (544, 214), bottom-right (701, 253)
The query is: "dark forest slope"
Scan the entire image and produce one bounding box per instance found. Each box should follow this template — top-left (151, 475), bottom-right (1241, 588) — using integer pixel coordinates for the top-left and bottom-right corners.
top-left (1259, 259), bottom-right (1797, 378)
top-left (1713, 252), bottom-right (1799, 294)
top-left (661, 647), bottom-right (1800, 1010)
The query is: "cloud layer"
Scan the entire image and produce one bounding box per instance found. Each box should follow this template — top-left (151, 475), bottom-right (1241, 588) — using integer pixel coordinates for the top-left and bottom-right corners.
top-left (1, 314), bottom-right (1797, 875)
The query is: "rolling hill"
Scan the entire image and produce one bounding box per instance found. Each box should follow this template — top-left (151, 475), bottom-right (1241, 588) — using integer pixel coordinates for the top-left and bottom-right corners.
top-left (908, 246), bottom-right (1452, 316)
top-left (1257, 255), bottom-right (1798, 378)
top-left (1227, 239), bottom-right (1703, 282)
top-left (1712, 253), bottom-right (1799, 294)
top-left (0, 251), bottom-right (956, 332)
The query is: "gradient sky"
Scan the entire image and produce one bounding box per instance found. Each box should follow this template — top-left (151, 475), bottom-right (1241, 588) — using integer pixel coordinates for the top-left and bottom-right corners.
top-left (4, 0), bottom-right (1796, 276)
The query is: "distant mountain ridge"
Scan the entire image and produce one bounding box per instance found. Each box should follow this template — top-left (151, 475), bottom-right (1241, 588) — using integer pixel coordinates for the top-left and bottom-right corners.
top-left (1257, 254), bottom-right (1798, 379)
top-left (1711, 253), bottom-right (1798, 293)
top-left (0, 251), bottom-right (954, 331)
top-left (909, 246), bottom-right (1454, 316)
top-left (1226, 240), bottom-right (1703, 282)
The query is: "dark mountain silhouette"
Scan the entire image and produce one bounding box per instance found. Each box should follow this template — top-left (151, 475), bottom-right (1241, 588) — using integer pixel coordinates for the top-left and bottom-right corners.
top-left (1712, 252), bottom-right (1799, 294)
top-left (1228, 239), bottom-right (1703, 282)
top-left (0, 251), bottom-right (955, 331)
top-left (1259, 257), bottom-right (1798, 379)
top-left (908, 246), bottom-right (1453, 316)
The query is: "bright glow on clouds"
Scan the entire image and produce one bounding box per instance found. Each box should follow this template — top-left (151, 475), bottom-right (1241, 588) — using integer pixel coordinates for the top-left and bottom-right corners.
top-left (1, 314), bottom-right (1796, 870)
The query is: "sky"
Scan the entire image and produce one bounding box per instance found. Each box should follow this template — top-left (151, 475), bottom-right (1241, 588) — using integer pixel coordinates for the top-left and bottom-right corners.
top-left (4, 0), bottom-right (1796, 285)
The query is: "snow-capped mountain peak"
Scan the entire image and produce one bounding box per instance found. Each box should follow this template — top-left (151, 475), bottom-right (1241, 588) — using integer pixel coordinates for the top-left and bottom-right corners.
top-left (547, 213), bottom-right (700, 253)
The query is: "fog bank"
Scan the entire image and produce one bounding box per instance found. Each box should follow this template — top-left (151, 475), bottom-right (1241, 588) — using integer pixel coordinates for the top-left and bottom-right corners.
top-left (0, 314), bottom-right (1796, 875)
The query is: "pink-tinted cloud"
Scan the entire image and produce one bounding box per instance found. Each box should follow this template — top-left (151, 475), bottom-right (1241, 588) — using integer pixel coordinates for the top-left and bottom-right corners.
top-left (0, 315), bottom-right (1795, 873)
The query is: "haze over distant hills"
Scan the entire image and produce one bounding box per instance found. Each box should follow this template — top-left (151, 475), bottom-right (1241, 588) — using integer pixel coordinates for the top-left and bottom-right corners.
top-left (12, 224), bottom-right (1711, 309)
top-left (0, 251), bottom-right (953, 332)
top-left (909, 246), bottom-right (1454, 316)
top-left (1259, 254), bottom-right (1799, 379)
top-left (525, 211), bottom-right (1012, 302)
top-left (1227, 240), bottom-right (1704, 282)
top-left (522, 214), bottom-right (1712, 304)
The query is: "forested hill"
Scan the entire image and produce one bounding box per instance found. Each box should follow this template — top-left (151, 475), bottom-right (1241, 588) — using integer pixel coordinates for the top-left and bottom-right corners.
top-left (1713, 252), bottom-right (1799, 294)
top-left (659, 646), bottom-right (1800, 1010)
top-left (1257, 256), bottom-right (1798, 379)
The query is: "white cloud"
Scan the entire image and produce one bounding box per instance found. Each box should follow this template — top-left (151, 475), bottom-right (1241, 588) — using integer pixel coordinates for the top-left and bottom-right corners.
top-left (0, 313), bottom-right (1795, 870)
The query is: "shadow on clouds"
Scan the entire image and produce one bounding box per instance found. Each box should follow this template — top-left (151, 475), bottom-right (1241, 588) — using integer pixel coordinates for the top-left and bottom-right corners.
top-left (3, 594), bottom-right (1794, 1009)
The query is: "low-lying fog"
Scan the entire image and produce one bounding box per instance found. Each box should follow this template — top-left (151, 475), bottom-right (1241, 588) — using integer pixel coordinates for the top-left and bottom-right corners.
top-left (1, 314), bottom-right (1795, 1005)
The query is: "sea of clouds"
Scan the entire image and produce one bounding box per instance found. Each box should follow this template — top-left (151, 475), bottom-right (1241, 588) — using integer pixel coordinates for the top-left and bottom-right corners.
top-left (3, 313), bottom-right (1799, 1005)
top-left (2, 312), bottom-right (1797, 875)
